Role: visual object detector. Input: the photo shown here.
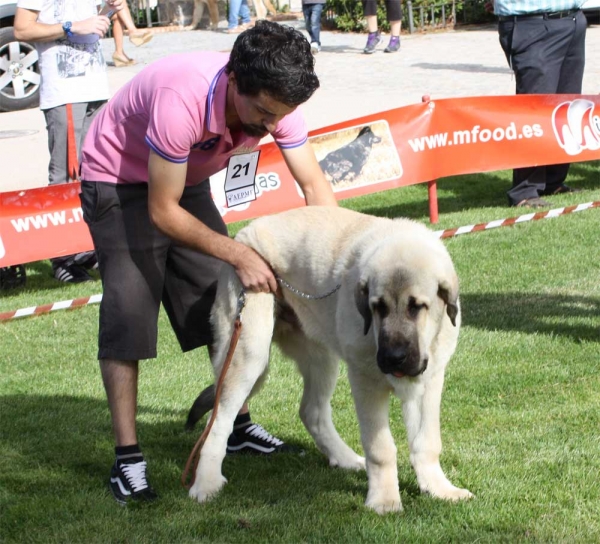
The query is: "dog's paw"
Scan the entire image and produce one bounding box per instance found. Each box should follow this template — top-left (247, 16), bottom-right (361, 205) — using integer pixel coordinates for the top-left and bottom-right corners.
top-left (330, 453), bottom-right (366, 471)
top-left (365, 494), bottom-right (403, 515)
top-left (188, 474), bottom-right (227, 503)
top-left (425, 484), bottom-right (474, 502)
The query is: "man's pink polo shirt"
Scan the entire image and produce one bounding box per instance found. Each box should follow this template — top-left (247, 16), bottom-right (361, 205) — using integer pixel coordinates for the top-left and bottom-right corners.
top-left (80, 52), bottom-right (308, 185)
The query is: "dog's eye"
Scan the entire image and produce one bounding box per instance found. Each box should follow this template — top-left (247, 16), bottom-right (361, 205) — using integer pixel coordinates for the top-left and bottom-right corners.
top-left (372, 298), bottom-right (389, 318)
top-left (408, 297), bottom-right (427, 319)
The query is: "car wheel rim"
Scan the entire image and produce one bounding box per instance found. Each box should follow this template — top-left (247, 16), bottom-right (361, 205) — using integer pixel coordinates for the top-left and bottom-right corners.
top-left (0, 40), bottom-right (40, 102)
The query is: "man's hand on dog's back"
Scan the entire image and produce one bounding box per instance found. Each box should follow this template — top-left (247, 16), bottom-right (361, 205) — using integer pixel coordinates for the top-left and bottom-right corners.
top-left (232, 244), bottom-right (278, 293)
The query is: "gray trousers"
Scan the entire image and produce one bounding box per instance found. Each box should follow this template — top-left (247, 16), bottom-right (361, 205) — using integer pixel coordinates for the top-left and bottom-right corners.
top-left (498, 11), bottom-right (587, 205)
top-left (43, 100), bottom-right (106, 186)
top-left (43, 100), bottom-right (106, 267)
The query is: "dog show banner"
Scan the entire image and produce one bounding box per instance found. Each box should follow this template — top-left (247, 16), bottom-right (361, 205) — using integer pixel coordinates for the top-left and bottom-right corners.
top-left (1, 94), bottom-right (599, 268)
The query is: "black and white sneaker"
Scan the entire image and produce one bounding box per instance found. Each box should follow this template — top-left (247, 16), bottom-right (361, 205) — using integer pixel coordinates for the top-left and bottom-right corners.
top-left (227, 423), bottom-right (291, 455)
top-left (109, 461), bottom-right (158, 505)
top-left (73, 251), bottom-right (98, 271)
top-left (53, 263), bottom-right (93, 283)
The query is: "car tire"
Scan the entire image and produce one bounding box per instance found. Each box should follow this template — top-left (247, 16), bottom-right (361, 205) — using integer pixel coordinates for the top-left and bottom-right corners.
top-left (0, 26), bottom-right (40, 112)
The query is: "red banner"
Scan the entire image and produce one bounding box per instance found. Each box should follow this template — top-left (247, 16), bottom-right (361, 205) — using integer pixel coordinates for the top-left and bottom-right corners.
top-left (1, 94), bottom-right (599, 267)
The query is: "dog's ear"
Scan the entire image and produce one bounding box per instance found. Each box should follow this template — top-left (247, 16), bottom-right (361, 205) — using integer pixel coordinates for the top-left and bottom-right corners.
top-left (438, 277), bottom-right (459, 327)
top-left (354, 280), bottom-right (372, 335)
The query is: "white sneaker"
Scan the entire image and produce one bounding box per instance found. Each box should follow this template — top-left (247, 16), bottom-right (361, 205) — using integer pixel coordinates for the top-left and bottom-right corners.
top-left (310, 42), bottom-right (321, 54)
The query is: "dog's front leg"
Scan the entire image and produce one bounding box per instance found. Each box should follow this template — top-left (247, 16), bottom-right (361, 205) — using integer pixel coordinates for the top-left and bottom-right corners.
top-left (348, 367), bottom-right (401, 514)
top-left (403, 369), bottom-right (473, 502)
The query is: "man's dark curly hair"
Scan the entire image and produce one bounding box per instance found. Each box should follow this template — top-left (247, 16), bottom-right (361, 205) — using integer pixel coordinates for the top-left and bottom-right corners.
top-left (226, 20), bottom-right (320, 107)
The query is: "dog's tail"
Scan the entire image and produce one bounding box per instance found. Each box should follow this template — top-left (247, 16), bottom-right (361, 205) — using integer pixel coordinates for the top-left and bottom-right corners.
top-left (184, 384), bottom-right (216, 431)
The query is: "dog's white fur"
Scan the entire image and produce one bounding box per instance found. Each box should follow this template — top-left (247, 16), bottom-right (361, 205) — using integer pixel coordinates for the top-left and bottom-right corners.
top-left (189, 207), bottom-right (473, 513)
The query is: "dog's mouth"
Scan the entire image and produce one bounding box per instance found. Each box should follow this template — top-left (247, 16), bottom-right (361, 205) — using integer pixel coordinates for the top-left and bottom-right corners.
top-left (391, 371), bottom-right (405, 379)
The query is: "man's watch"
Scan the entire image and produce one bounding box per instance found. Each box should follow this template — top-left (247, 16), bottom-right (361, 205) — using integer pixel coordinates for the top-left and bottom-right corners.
top-left (62, 21), bottom-right (73, 38)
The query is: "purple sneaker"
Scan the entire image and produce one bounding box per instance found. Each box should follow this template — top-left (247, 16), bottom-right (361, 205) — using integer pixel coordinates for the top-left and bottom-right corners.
top-left (384, 36), bottom-right (401, 53)
top-left (363, 32), bottom-right (381, 54)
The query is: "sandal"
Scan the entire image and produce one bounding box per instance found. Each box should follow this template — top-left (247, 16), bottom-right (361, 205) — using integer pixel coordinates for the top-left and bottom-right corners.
top-left (112, 52), bottom-right (136, 67)
top-left (129, 30), bottom-right (153, 47)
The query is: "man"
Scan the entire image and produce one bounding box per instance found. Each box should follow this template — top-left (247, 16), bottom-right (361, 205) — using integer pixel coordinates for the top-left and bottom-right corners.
top-left (79, 21), bottom-right (338, 505)
top-left (493, 0), bottom-right (587, 208)
top-left (14, 0), bottom-right (122, 282)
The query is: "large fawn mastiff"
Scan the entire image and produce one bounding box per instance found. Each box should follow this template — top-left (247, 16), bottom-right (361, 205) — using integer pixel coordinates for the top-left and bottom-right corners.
top-left (189, 207), bottom-right (473, 513)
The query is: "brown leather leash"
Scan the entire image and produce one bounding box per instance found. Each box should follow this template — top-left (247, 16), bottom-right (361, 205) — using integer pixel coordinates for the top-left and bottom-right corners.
top-left (181, 289), bottom-right (246, 489)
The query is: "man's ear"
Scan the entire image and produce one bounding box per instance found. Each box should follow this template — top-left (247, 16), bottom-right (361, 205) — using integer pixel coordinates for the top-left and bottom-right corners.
top-left (438, 277), bottom-right (459, 327)
top-left (354, 280), bottom-right (372, 335)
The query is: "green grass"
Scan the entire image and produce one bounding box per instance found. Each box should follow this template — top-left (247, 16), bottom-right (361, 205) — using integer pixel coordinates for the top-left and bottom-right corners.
top-left (1, 162), bottom-right (599, 543)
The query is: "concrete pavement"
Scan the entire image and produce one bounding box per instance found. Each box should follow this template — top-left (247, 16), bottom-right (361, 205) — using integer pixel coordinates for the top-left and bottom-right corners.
top-left (1, 22), bottom-right (599, 192)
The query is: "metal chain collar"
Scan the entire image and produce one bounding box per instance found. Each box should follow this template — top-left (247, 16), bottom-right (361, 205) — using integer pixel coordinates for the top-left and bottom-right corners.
top-left (276, 275), bottom-right (341, 300)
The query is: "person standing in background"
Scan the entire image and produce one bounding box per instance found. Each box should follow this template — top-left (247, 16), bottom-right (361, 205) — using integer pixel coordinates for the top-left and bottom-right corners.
top-left (493, 0), bottom-right (586, 208)
top-left (110, 2), bottom-right (153, 67)
top-left (227, 0), bottom-right (252, 33)
top-left (302, 0), bottom-right (325, 54)
top-left (362, 0), bottom-right (402, 54)
top-left (14, 0), bottom-right (123, 283)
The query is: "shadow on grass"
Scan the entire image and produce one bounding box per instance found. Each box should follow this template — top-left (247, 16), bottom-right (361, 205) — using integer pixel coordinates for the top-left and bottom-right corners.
top-left (0, 394), bottom-right (371, 511)
top-left (357, 161), bottom-right (599, 220)
top-left (462, 292), bottom-right (600, 342)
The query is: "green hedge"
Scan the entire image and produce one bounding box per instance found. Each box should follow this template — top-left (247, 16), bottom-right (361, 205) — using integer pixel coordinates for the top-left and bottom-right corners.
top-left (324, 0), bottom-right (496, 32)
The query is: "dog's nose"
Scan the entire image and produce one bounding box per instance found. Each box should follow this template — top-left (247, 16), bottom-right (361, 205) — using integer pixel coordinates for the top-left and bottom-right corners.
top-left (377, 346), bottom-right (407, 374)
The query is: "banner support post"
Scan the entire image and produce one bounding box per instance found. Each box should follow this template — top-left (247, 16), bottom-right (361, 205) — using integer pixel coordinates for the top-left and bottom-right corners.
top-left (428, 179), bottom-right (439, 224)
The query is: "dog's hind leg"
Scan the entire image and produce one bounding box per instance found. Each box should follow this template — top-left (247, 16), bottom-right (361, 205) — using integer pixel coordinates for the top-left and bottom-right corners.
top-left (189, 290), bottom-right (276, 503)
top-left (402, 369), bottom-right (473, 502)
top-left (277, 334), bottom-right (365, 471)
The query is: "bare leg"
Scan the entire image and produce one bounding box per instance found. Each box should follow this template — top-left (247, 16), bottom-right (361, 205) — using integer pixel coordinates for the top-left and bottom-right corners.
top-left (116, 3), bottom-right (153, 47)
top-left (366, 14), bottom-right (378, 33)
top-left (100, 359), bottom-right (139, 447)
top-left (390, 20), bottom-right (401, 36)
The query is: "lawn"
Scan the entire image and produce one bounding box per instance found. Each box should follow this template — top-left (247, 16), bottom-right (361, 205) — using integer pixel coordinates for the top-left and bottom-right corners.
top-left (1, 161), bottom-right (599, 543)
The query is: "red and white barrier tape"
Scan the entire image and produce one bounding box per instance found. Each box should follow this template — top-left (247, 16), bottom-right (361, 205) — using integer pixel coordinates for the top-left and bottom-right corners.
top-left (434, 201), bottom-right (599, 239)
top-left (1, 201), bottom-right (598, 323)
top-left (0, 294), bottom-right (102, 322)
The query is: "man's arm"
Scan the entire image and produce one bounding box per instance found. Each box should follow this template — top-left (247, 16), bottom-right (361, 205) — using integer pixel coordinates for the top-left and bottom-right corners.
top-left (14, 1), bottom-right (122, 43)
top-left (147, 150), bottom-right (278, 293)
top-left (280, 142), bottom-right (338, 207)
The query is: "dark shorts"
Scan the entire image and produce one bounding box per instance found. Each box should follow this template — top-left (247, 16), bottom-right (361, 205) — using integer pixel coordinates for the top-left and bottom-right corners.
top-left (80, 180), bottom-right (228, 361)
top-left (362, 0), bottom-right (402, 21)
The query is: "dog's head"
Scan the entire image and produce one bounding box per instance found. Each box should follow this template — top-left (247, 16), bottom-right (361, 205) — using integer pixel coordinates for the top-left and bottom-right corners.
top-left (354, 239), bottom-right (459, 378)
top-left (356, 126), bottom-right (382, 146)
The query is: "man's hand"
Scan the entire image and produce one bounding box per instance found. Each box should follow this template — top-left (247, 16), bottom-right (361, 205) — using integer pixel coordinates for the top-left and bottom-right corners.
top-left (71, 16), bottom-right (111, 37)
top-left (232, 245), bottom-right (279, 293)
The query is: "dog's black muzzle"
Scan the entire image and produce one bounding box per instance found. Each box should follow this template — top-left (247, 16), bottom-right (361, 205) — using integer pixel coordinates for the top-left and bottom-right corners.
top-left (377, 344), bottom-right (428, 378)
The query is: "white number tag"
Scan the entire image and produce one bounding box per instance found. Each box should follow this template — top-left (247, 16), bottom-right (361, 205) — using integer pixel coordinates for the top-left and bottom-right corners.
top-left (224, 151), bottom-right (260, 207)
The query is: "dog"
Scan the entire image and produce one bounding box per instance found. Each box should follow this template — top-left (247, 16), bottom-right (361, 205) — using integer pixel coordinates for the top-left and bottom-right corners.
top-left (183, 0), bottom-right (276, 30)
top-left (318, 126), bottom-right (382, 185)
top-left (188, 207), bottom-right (473, 513)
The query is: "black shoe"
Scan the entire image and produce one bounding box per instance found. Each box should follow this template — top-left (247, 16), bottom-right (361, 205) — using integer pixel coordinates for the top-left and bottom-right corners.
top-left (109, 461), bottom-right (158, 505)
top-left (0, 265), bottom-right (26, 290)
top-left (73, 251), bottom-right (98, 270)
top-left (541, 184), bottom-right (583, 196)
top-left (53, 263), bottom-right (93, 283)
top-left (227, 423), bottom-right (292, 455)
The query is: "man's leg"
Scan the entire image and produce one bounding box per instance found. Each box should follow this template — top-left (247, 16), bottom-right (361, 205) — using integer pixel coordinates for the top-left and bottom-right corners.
top-left (81, 181), bottom-right (167, 504)
top-left (44, 104), bottom-right (94, 281)
top-left (502, 17), bottom-right (582, 205)
top-left (100, 359), bottom-right (139, 447)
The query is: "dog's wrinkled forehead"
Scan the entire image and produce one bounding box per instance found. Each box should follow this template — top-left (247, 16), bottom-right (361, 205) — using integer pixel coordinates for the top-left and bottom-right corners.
top-left (367, 265), bottom-right (436, 303)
